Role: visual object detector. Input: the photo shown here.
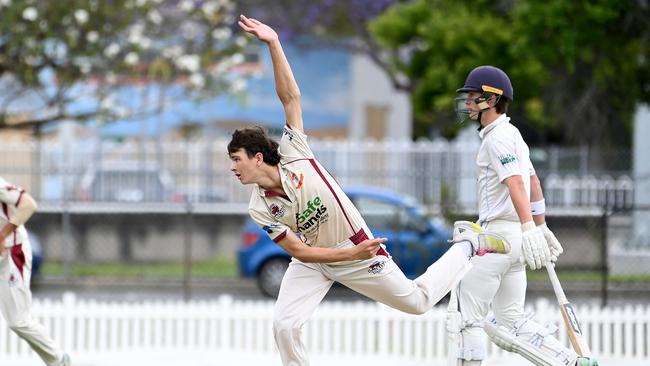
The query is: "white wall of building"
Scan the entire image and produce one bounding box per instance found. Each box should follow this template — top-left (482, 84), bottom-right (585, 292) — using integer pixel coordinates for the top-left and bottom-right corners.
top-left (634, 105), bottom-right (650, 206)
top-left (349, 54), bottom-right (412, 140)
top-left (633, 105), bottom-right (650, 247)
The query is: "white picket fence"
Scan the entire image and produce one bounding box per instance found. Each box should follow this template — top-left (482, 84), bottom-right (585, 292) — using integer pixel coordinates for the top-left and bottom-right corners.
top-left (544, 174), bottom-right (635, 210)
top-left (1, 293), bottom-right (648, 364)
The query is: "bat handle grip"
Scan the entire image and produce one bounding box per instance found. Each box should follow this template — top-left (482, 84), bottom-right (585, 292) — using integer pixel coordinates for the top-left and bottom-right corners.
top-left (545, 262), bottom-right (568, 303)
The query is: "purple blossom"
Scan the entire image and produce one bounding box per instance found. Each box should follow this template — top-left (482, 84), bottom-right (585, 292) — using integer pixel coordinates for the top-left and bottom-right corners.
top-left (239, 0), bottom-right (401, 40)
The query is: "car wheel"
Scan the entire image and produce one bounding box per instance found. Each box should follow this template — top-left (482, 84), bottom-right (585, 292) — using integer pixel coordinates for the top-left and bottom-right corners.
top-left (257, 257), bottom-right (290, 298)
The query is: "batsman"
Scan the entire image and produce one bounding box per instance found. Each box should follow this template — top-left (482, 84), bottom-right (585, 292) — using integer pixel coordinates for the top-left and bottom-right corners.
top-left (447, 66), bottom-right (598, 366)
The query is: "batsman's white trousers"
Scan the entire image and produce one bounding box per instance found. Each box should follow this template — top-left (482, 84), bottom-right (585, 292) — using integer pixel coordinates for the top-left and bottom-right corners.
top-left (0, 240), bottom-right (65, 366)
top-left (273, 244), bottom-right (472, 366)
top-left (455, 219), bottom-right (570, 363)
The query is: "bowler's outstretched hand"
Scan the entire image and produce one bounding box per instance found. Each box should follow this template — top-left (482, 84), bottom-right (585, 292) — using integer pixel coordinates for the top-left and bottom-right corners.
top-left (238, 14), bottom-right (278, 43)
top-left (353, 238), bottom-right (387, 260)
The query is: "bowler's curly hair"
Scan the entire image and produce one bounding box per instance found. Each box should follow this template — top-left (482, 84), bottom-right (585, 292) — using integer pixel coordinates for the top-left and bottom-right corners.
top-left (227, 126), bottom-right (281, 166)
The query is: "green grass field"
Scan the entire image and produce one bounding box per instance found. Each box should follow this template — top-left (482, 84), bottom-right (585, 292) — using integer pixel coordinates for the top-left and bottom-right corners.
top-left (42, 257), bottom-right (238, 278)
top-left (526, 270), bottom-right (650, 283)
top-left (41, 258), bottom-right (650, 284)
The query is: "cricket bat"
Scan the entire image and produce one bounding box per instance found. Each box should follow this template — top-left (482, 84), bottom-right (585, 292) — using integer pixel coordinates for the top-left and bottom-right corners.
top-left (546, 262), bottom-right (592, 357)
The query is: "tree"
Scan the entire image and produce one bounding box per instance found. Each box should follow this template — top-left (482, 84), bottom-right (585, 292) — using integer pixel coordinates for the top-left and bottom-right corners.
top-left (369, 0), bottom-right (514, 139)
top-left (0, 0), bottom-right (249, 134)
top-left (236, 0), bottom-right (398, 40)
top-left (368, 0), bottom-right (650, 146)
top-left (234, 0), bottom-right (409, 88)
top-left (510, 0), bottom-right (650, 147)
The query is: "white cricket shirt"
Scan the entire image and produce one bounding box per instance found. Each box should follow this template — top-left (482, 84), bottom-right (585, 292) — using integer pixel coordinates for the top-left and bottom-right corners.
top-left (476, 114), bottom-right (536, 224)
top-left (248, 126), bottom-right (388, 256)
top-left (0, 176), bottom-right (29, 248)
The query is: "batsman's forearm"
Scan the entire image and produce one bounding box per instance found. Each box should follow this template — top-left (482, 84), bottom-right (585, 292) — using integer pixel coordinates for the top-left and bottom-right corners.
top-left (530, 175), bottom-right (544, 202)
top-left (505, 176), bottom-right (534, 224)
top-left (530, 175), bottom-right (545, 225)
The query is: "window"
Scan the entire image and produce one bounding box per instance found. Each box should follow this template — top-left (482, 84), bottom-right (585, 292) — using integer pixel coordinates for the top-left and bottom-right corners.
top-left (355, 196), bottom-right (430, 233)
top-left (355, 196), bottom-right (400, 231)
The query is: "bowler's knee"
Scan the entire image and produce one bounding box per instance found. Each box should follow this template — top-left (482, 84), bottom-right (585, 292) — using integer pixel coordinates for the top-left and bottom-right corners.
top-left (5, 314), bottom-right (28, 329)
top-left (273, 316), bottom-right (301, 342)
top-left (391, 294), bottom-right (431, 315)
top-left (407, 304), bottom-right (428, 315)
top-left (8, 321), bottom-right (29, 335)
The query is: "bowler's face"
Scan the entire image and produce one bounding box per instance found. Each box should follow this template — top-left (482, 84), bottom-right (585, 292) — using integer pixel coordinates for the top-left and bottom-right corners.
top-left (229, 148), bottom-right (258, 185)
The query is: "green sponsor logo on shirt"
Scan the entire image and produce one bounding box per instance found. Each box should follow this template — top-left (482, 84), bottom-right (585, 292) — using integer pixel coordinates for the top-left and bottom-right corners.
top-left (499, 154), bottom-right (517, 166)
top-left (296, 196), bottom-right (329, 231)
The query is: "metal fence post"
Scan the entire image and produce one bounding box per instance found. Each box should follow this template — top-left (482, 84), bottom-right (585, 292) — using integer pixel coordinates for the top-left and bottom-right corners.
top-left (600, 206), bottom-right (610, 308)
top-left (32, 134), bottom-right (42, 200)
top-left (62, 202), bottom-right (71, 278)
top-left (183, 202), bottom-right (194, 301)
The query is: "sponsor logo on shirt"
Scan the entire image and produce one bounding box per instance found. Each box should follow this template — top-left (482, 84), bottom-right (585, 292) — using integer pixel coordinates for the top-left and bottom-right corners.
top-left (498, 154), bottom-right (517, 166)
top-left (296, 196), bottom-right (328, 231)
top-left (269, 203), bottom-right (286, 218)
top-left (368, 260), bottom-right (386, 274)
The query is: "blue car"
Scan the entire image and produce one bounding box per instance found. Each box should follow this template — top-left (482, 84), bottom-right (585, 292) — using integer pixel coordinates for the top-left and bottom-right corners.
top-left (237, 186), bottom-right (452, 297)
top-left (28, 231), bottom-right (45, 278)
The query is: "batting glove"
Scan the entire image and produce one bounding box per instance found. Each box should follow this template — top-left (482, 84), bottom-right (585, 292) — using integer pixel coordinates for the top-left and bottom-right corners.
top-left (538, 222), bottom-right (564, 263)
top-left (520, 221), bottom-right (551, 270)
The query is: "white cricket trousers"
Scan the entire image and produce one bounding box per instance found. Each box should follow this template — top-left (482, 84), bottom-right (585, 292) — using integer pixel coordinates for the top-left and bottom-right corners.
top-left (0, 240), bottom-right (65, 366)
top-left (273, 244), bottom-right (472, 366)
top-left (455, 219), bottom-right (571, 363)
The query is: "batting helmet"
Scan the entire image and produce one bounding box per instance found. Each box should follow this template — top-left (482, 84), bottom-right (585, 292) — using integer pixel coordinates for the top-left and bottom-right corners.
top-left (456, 65), bottom-right (513, 101)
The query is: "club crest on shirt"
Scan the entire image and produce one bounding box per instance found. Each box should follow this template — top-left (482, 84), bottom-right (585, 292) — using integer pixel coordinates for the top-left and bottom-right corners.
top-left (269, 203), bottom-right (286, 218)
top-left (368, 260), bottom-right (386, 275)
top-left (8, 273), bottom-right (18, 288)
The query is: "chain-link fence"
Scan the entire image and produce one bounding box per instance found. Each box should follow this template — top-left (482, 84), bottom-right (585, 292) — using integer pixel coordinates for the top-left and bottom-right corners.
top-left (606, 205), bottom-right (650, 285)
top-left (21, 204), bottom-right (650, 303)
top-left (0, 139), bottom-right (634, 210)
top-left (1, 138), bottom-right (645, 301)
top-left (26, 207), bottom-right (246, 299)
